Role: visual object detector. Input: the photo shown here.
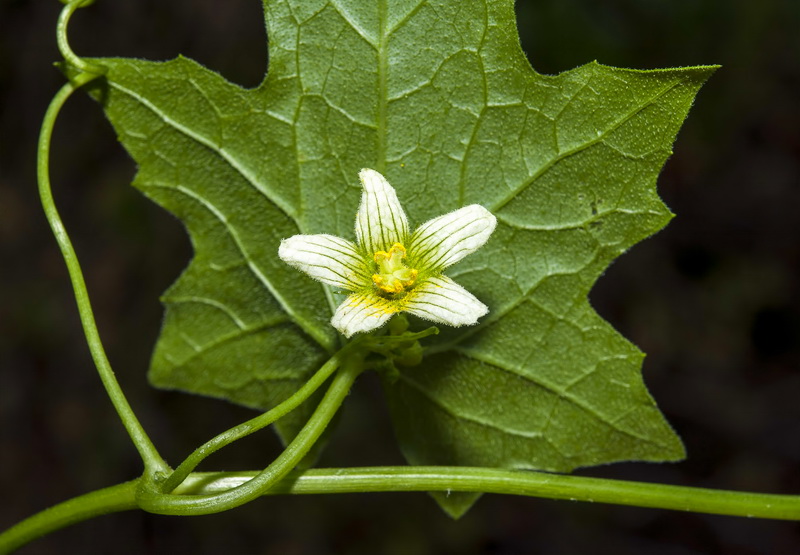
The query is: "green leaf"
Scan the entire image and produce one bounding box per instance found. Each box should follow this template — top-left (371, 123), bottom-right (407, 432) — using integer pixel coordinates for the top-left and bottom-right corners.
top-left (81, 0), bottom-right (714, 514)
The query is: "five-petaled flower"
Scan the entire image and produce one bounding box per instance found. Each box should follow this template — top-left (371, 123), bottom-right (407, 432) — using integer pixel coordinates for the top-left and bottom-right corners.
top-left (278, 169), bottom-right (497, 337)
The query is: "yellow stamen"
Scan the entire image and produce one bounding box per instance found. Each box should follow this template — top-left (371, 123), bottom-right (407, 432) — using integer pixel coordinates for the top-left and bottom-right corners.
top-left (372, 243), bottom-right (417, 294)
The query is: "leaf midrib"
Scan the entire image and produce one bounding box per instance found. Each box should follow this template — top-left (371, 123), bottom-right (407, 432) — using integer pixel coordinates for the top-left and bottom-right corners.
top-left (376, 0), bottom-right (388, 173)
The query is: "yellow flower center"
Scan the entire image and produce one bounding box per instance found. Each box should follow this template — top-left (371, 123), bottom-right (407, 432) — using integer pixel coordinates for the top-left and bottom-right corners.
top-left (372, 243), bottom-right (418, 294)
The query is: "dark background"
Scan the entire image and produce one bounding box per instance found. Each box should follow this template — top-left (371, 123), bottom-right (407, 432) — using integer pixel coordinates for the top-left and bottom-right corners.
top-left (2, 0), bottom-right (800, 553)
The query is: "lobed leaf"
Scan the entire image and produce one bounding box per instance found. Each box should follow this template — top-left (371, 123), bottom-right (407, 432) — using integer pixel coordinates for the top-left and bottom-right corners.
top-left (82, 0), bottom-right (714, 515)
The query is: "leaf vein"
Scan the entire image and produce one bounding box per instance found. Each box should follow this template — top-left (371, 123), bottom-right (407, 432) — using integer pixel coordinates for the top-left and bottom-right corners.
top-left (398, 374), bottom-right (546, 440)
top-left (164, 295), bottom-right (247, 329)
top-left (149, 181), bottom-right (335, 352)
top-left (489, 79), bottom-right (683, 213)
top-left (453, 348), bottom-right (660, 445)
top-left (109, 81), bottom-right (300, 224)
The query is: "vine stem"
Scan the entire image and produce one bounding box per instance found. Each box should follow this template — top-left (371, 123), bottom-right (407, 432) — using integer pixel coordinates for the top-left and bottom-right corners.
top-left (0, 480), bottom-right (139, 555)
top-left (157, 326), bottom-right (436, 494)
top-left (158, 337), bottom-right (368, 494)
top-left (57, 0), bottom-right (106, 76)
top-left (0, 353), bottom-right (358, 554)
top-left (136, 356), bottom-right (365, 515)
top-left (180, 466), bottom-right (800, 521)
top-left (38, 80), bottom-right (168, 474)
top-left (3, 465), bottom-right (798, 553)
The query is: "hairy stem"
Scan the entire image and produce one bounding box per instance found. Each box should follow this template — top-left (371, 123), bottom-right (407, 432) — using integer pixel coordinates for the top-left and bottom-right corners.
top-left (38, 81), bottom-right (167, 474)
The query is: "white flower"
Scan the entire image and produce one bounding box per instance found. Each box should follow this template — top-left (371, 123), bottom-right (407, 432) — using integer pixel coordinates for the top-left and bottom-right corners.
top-left (279, 169), bottom-right (497, 338)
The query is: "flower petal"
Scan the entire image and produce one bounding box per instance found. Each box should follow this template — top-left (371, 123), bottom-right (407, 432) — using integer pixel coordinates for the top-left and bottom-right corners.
top-left (278, 234), bottom-right (368, 290)
top-left (331, 293), bottom-right (396, 337)
top-left (355, 168), bottom-right (409, 253)
top-left (409, 205), bottom-right (496, 272)
top-left (404, 276), bottom-right (488, 327)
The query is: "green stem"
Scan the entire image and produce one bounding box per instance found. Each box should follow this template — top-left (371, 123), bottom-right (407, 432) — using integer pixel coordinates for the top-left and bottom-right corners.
top-left (57, 0), bottom-right (106, 76)
top-left (155, 329), bottom-right (435, 495)
top-left (0, 480), bottom-right (139, 555)
top-left (159, 339), bottom-right (367, 494)
top-left (38, 81), bottom-right (167, 474)
top-left (5, 464), bottom-right (798, 552)
top-left (137, 357), bottom-right (364, 515)
top-left (177, 466), bottom-right (800, 521)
